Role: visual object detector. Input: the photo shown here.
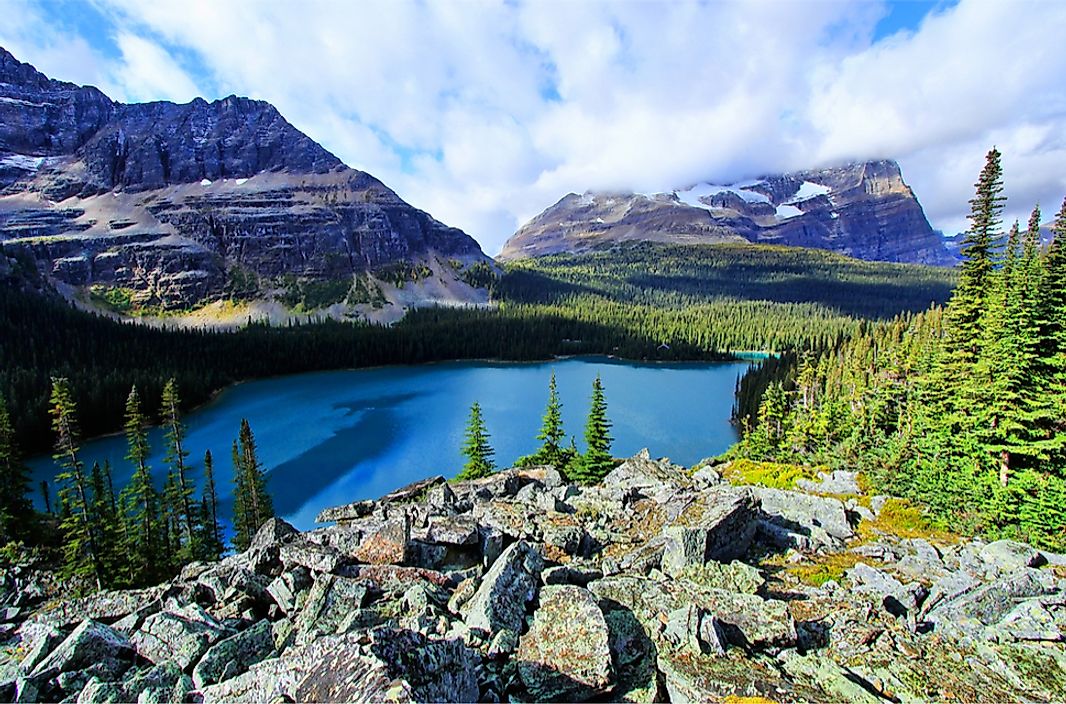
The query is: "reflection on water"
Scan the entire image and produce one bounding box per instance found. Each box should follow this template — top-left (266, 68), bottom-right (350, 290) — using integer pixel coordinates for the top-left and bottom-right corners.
top-left (28, 357), bottom-right (751, 530)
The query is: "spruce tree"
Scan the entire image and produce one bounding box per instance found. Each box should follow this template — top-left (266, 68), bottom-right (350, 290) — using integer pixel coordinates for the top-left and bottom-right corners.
top-left (944, 147), bottom-right (1007, 365)
top-left (571, 376), bottom-right (615, 484)
top-left (518, 371), bottom-right (573, 472)
top-left (456, 402), bottom-right (496, 480)
top-left (200, 450), bottom-right (223, 560)
top-left (232, 419), bottom-right (274, 551)
top-left (160, 379), bottom-right (195, 551)
top-left (121, 385), bottom-right (161, 584)
top-left (0, 393), bottom-right (32, 543)
top-left (49, 378), bottom-right (102, 590)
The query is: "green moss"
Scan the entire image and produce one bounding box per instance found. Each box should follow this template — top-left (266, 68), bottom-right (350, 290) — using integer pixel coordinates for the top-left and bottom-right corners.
top-left (89, 284), bottom-right (135, 313)
top-left (723, 459), bottom-right (821, 490)
top-left (858, 497), bottom-right (956, 542)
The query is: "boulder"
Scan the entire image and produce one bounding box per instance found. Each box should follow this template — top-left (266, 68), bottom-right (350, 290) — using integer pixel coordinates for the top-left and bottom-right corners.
top-left (463, 540), bottom-right (544, 636)
top-left (795, 470), bottom-right (861, 496)
top-left (425, 514), bottom-right (480, 546)
top-left (602, 450), bottom-right (691, 501)
top-left (927, 568), bottom-right (1058, 637)
top-left (354, 515), bottom-right (411, 565)
top-left (752, 487), bottom-right (854, 551)
top-left (290, 574), bottom-right (369, 645)
top-left (128, 606), bottom-right (229, 670)
top-left (662, 604), bottom-right (725, 656)
top-left (199, 628), bottom-right (478, 703)
top-left (279, 540), bottom-right (343, 574)
top-left (517, 586), bottom-right (614, 700)
top-left (381, 475), bottom-right (446, 503)
top-left (668, 560), bottom-right (765, 594)
top-left (250, 517), bottom-right (299, 551)
top-left (122, 661), bottom-right (191, 704)
top-left (316, 499), bottom-right (376, 525)
top-left (192, 619), bottom-right (275, 688)
top-left (266, 566), bottom-right (312, 615)
top-left (31, 587), bottom-right (166, 629)
top-left (29, 620), bottom-right (134, 682)
top-left (661, 488), bottom-right (758, 572)
top-left (980, 540), bottom-right (1046, 572)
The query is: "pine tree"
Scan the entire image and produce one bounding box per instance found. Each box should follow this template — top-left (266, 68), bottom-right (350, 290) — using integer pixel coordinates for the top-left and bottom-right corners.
top-left (944, 147), bottom-right (1007, 366)
top-left (49, 378), bottom-right (102, 590)
top-left (0, 393), bottom-right (32, 543)
top-left (120, 385), bottom-right (161, 584)
top-left (456, 402), bottom-right (496, 480)
top-left (571, 376), bottom-right (615, 484)
top-left (232, 419), bottom-right (274, 551)
top-left (160, 379), bottom-right (195, 552)
top-left (199, 450), bottom-right (223, 560)
top-left (518, 371), bottom-right (574, 473)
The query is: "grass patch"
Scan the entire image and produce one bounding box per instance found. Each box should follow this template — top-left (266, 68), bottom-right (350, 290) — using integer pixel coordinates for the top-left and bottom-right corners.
top-left (89, 284), bottom-right (135, 313)
top-left (722, 459), bottom-right (822, 490)
top-left (786, 553), bottom-right (865, 587)
top-left (859, 497), bottom-right (956, 543)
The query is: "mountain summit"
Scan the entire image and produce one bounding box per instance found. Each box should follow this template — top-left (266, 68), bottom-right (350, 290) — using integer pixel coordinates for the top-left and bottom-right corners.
top-left (0, 47), bottom-right (491, 322)
top-left (500, 160), bottom-right (954, 266)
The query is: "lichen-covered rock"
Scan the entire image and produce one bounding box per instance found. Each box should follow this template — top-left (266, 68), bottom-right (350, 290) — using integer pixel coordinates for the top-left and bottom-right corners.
top-left (669, 560), bottom-right (765, 595)
top-left (980, 540), bottom-right (1046, 572)
top-left (463, 540), bottom-right (544, 636)
top-left (290, 574), bottom-right (369, 645)
top-left (29, 620), bottom-right (134, 683)
top-left (191, 619), bottom-right (275, 688)
top-left (752, 487), bottom-right (854, 551)
top-left (661, 488), bottom-right (758, 572)
top-left (517, 585), bottom-right (614, 700)
top-left (354, 515), bottom-right (411, 565)
top-left (128, 606), bottom-right (229, 670)
top-left (279, 540), bottom-right (343, 574)
top-left (927, 568), bottom-right (1059, 638)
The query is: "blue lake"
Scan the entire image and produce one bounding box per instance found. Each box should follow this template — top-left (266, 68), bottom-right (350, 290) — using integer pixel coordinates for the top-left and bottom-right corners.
top-left (28, 358), bottom-right (751, 530)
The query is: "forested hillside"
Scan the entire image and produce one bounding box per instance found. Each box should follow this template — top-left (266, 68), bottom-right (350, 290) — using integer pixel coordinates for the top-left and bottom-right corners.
top-left (1, 241), bottom-right (953, 454)
top-left (733, 149), bottom-right (1066, 550)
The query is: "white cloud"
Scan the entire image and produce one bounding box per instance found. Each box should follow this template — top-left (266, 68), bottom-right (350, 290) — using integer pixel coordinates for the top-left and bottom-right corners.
top-left (4, 0), bottom-right (1066, 253)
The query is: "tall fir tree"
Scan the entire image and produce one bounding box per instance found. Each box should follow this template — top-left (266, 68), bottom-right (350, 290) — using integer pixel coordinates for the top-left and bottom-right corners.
top-left (518, 371), bottom-right (574, 473)
top-left (160, 379), bottom-right (195, 553)
top-left (49, 378), bottom-right (102, 590)
top-left (199, 450), bottom-right (223, 560)
top-left (120, 385), bottom-right (161, 584)
top-left (456, 402), bottom-right (496, 480)
top-left (232, 419), bottom-right (274, 551)
top-left (944, 147), bottom-right (1007, 368)
top-left (570, 375), bottom-right (614, 484)
top-left (0, 393), bottom-right (32, 544)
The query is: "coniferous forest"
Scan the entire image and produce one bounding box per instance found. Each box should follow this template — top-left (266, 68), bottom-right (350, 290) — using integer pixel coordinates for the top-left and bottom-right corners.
top-left (734, 149), bottom-right (1066, 550)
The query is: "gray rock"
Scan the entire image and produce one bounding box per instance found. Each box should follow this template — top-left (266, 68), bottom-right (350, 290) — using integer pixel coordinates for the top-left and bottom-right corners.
top-left (517, 586), bottom-right (614, 700)
top-left (795, 470), bottom-right (861, 496)
top-left (279, 540), bottom-right (342, 574)
top-left (667, 560), bottom-right (765, 594)
top-left (76, 677), bottom-right (124, 703)
top-left (128, 606), bottom-right (228, 670)
top-left (753, 487), bottom-right (854, 551)
top-left (487, 628), bottom-right (519, 658)
top-left (463, 540), bottom-right (544, 636)
top-left (980, 540), bottom-right (1046, 571)
top-left (290, 574), bottom-right (369, 645)
top-left (602, 449), bottom-right (691, 501)
top-left (662, 604), bottom-right (725, 656)
top-left (199, 628), bottom-right (478, 703)
top-left (425, 514), bottom-right (479, 546)
top-left (541, 563), bottom-right (604, 587)
top-left (316, 500), bottom-right (376, 525)
top-left (381, 475), bottom-right (447, 503)
top-left (29, 620), bottom-right (134, 682)
top-left (123, 661), bottom-right (189, 704)
top-left (927, 568), bottom-right (1058, 636)
top-left (661, 488), bottom-right (758, 572)
top-left (266, 566), bottom-right (312, 615)
top-left (249, 517), bottom-right (299, 551)
top-left (192, 619), bottom-right (275, 688)
top-left (354, 515), bottom-right (411, 565)
top-left (18, 623), bottom-right (64, 673)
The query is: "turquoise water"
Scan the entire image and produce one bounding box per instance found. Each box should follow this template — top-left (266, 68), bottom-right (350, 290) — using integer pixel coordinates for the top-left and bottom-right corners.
top-left (28, 358), bottom-right (750, 530)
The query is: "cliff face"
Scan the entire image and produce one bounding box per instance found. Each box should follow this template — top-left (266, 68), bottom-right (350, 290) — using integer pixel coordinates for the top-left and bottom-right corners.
top-left (0, 47), bottom-right (491, 318)
top-left (500, 160), bottom-right (956, 266)
top-left (3, 451), bottom-right (1064, 702)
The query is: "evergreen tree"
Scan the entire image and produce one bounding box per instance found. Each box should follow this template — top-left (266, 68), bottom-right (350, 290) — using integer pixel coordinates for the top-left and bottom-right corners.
top-left (0, 393), bottom-right (32, 543)
top-left (571, 376), bottom-right (615, 484)
top-left (944, 147), bottom-right (1007, 366)
top-left (160, 379), bottom-right (195, 552)
top-left (120, 385), bottom-right (161, 584)
top-left (49, 378), bottom-right (102, 590)
top-left (456, 402), bottom-right (495, 480)
top-left (199, 450), bottom-right (223, 560)
top-left (517, 371), bottom-right (574, 473)
top-left (232, 419), bottom-right (274, 551)
top-left (39, 480), bottom-right (51, 516)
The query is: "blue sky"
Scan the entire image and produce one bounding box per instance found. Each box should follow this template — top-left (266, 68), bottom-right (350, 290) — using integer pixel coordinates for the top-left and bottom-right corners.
top-left (2, 0), bottom-right (1064, 254)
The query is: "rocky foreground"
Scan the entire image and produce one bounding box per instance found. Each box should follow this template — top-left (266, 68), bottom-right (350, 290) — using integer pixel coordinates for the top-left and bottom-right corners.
top-left (3, 450), bottom-right (1065, 702)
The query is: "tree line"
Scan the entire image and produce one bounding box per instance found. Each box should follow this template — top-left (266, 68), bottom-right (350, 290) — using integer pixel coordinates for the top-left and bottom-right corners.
top-left (456, 372), bottom-right (616, 485)
top-left (733, 148), bottom-right (1066, 550)
top-left (0, 377), bottom-right (275, 590)
top-left (1, 238), bottom-right (956, 457)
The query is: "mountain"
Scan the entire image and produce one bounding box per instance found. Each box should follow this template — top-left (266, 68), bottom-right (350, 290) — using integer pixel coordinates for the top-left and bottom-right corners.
top-left (500, 160), bottom-right (956, 266)
top-left (0, 47), bottom-right (491, 323)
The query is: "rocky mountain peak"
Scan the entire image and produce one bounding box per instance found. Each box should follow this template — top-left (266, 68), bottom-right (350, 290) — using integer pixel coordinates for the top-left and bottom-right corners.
top-left (501, 159), bottom-right (955, 266)
top-left (0, 46), bottom-right (490, 322)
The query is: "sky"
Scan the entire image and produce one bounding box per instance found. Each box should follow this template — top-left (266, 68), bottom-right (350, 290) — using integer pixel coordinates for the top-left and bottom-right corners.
top-left (2, 0), bottom-right (1065, 255)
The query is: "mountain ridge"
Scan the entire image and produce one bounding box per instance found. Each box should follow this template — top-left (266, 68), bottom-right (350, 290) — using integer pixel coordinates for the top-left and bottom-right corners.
top-left (500, 159), bottom-right (955, 266)
top-left (0, 47), bottom-right (491, 323)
